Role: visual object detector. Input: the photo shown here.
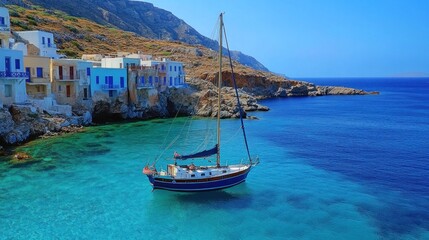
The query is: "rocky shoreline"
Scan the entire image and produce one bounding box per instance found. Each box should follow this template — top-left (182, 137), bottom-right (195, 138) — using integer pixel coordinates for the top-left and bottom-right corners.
top-left (0, 78), bottom-right (377, 156)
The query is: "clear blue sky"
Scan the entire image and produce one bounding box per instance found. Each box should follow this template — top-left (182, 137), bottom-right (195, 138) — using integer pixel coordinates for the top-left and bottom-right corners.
top-left (141, 0), bottom-right (429, 78)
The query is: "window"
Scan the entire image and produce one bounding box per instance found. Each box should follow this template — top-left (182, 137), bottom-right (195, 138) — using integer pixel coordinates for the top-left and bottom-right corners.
top-left (96, 76), bottom-right (99, 84)
top-left (163, 77), bottom-right (166, 85)
top-left (209, 172), bottom-right (212, 175)
top-left (169, 66), bottom-right (172, 71)
top-left (169, 77), bottom-right (172, 85)
top-left (0, 17), bottom-right (5, 26)
top-left (4, 85), bottom-right (12, 97)
top-left (58, 85), bottom-right (62, 91)
top-left (120, 77), bottom-right (124, 88)
top-left (119, 63), bottom-right (123, 68)
top-left (108, 76), bottom-right (113, 87)
top-left (42, 37), bottom-right (45, 45)
top-left (201, 173), bottom-right (205, 176)
top-left (140, 76), bottom-right (145, 84)
top-left (26, 67), bottom-right (31, 82)
top-left (179, 66), bottom-right (181, 72)
top-left (109, 90), bottom-right (113, 97)
top-left (15, 59), bottom-right (21, 70)
top-left (86, 67), bottom-right (91, 76)
top-left (36, 67), bottom-right (43, 78)
top-left (105, 76), bottom-right (108, 84)
top-left (174, 66), bottom-right (177, 71)
top-left (191, 174), bottom-right (195, 177)
top-left (149, 76), bottom-right (153, 86)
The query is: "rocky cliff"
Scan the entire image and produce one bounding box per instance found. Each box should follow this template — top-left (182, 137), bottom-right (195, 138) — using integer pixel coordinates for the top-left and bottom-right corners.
top-left (0, 105), bottom-right (91, 146)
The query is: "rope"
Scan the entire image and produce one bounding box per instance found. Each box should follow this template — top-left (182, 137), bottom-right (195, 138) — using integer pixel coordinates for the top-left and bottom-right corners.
top-left (222, 23), bottom-right (252, 164)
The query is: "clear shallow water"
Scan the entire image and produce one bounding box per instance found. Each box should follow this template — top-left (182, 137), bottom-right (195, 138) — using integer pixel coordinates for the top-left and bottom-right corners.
top-left (1, 78), bottom-right (428, 239)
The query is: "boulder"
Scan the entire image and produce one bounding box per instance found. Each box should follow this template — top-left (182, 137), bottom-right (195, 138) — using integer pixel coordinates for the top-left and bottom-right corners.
top-left (30, 119), bottom-right (48, 136)
top-left (0, 108), bottom-right (14, 135)
top-left (83, 111), bottom-right (92, 125)
top-left (60, 120), bottom-right (71, 128)
top-left (2, 124), bottom-right (31, 145)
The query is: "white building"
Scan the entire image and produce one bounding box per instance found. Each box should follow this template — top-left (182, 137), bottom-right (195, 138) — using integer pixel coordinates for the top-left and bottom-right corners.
top-left (141, 58), bottom-right (185, 87)
top-left (101, 57), bottom-right (140, 69)
top-left (91, 67), bottom-right (127, 98)
top-left (0, 7), bottom-right (27, 106)
top-left (15, 30), bottom-right (60, 59)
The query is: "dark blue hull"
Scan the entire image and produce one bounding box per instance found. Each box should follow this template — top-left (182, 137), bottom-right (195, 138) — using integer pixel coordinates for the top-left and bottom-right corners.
top-left (147, 168), bottom-right (251, 192)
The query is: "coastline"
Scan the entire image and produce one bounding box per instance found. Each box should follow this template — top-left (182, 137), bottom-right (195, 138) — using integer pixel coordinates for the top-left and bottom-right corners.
top-left (0, 78), bottom-right (378, 159)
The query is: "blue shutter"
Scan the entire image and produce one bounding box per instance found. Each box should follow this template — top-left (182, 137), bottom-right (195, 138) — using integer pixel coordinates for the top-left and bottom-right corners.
top-left (120, 77), bottom-right (124, 88)
top-left (36, 67), bottom-right (43, 78)
top-left (15, 59), bottom-right (21, 70)
top-left (96, 76), bottom-right (99, 84)
top-left (86, 67), bottom-right (91, 76)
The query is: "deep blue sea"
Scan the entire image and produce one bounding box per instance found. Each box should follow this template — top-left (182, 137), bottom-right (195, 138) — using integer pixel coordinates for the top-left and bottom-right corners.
top-left (0, 77), bottom-right (428, 239)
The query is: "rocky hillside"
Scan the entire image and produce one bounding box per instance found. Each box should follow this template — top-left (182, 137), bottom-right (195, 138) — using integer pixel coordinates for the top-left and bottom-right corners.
top-left (6, 4), bottom-right (375, 99)
top-left (5, 0), bottom-right (269, 71)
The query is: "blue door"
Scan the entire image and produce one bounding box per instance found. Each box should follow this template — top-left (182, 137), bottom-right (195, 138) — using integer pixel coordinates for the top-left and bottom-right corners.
top-left (109, 76), bottom-right (113, 88)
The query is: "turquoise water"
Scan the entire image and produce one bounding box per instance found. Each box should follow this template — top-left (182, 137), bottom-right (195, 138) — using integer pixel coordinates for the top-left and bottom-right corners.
top-left (1, 78), bottom-right (428, 239)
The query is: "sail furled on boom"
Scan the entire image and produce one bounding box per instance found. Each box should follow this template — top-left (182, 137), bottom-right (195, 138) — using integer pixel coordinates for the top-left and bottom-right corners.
top-left (174, 145), bottom-right (218, 160)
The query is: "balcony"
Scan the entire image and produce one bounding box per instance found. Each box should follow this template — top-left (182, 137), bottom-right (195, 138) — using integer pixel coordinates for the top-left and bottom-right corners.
top-left (42, 43), bottom-right (57, 48)
top-left (0, 71), bottom-right (28, 78)
top-left (136, 83), bottom-right (155, 89)
top-left (27, 77), bottom-right (50, 84)
top-left (0, 25), bottom-right (10, 33)
top-left (101, 84), bottom-right (120, 90)
top-left (55, 75), bottom-right (79, 81)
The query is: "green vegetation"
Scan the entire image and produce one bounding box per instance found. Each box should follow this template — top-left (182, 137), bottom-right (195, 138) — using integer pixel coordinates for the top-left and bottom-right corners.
top-left (10, 19), bottom-right (29, 30)
top-left (160, 51), bottom-right (172, 56)
top-left (71, 41), bottom-right (84, 51)
top-left (65, 25), bottom-right (79, 33)
top-left (58, 50), bottom-right (78, 58)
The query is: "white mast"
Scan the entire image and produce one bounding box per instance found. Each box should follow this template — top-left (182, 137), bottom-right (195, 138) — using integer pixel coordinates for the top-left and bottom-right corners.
top-left (216, 13), bottom-right (223, 168)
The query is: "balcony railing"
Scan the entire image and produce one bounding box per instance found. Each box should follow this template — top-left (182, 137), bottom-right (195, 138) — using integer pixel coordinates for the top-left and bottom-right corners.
top-left (0, 71), bottom-right (29, 78)
top-left (0, 26), bottom-right (10, 32)
top-left (42, 43), bottom-right (57, 48)
top-left (101, 84), bottom-right (120, 90)
top-left (136, 83), bottom-right (154, 89)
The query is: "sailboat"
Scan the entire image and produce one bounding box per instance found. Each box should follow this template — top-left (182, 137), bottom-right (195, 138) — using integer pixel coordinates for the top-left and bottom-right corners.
top-left (143, 13), bottom-right (259, 191)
